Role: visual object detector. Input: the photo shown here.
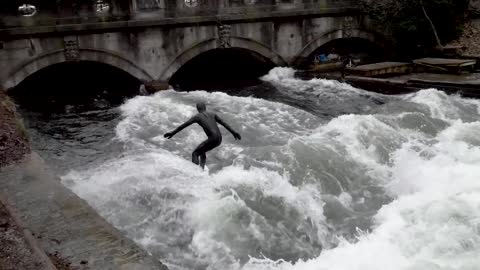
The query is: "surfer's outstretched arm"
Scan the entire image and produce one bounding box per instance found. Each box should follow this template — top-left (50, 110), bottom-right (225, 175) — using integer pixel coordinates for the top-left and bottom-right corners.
top-left (164, 116), bottom-right (197, 139)
top-left (215, 115), bottom-right (241, 140)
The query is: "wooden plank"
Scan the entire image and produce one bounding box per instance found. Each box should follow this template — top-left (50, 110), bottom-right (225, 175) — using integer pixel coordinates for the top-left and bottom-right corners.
top-left (346, 62), bottom-right (412, 77)
top-left (309, 61), bottom-right (343, 72)
top-left (413, 58), bottom-right (476, 67)
top-left (351, 62), bottom-right (410, 71)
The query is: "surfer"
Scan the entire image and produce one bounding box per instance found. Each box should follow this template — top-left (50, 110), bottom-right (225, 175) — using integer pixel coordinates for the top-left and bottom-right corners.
top-left (164, 102), bottom-right (241, 169)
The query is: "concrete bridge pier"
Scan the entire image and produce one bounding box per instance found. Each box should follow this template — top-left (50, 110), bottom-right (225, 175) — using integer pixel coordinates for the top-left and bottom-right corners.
top-left (0, 0), bottom-right (387, 93)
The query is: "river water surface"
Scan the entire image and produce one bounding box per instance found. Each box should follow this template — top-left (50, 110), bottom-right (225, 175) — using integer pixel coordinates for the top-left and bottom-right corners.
top-left (16, 68), bottom-right (480, 270)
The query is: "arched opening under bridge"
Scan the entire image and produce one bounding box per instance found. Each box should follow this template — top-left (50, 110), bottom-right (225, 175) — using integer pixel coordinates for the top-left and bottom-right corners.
top-left (10, 61), bottom-right (142, 112)
top-left (307, 37), bottom-right (385, 68)
top-left (169, 48), bottom-right (276, 91)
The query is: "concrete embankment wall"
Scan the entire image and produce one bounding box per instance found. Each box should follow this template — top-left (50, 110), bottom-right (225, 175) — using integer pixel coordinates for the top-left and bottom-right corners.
top-left (0, 90), bottom-right (167, 269)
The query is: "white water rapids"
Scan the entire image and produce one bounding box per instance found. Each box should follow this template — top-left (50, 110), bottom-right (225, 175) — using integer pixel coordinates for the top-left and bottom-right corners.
top-left (61, 68), bottom-right (480, 270)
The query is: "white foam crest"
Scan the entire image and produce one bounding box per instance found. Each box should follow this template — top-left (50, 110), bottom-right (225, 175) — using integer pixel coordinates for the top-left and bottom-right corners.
top-left (213, 166), bottom-right (327, 235)
top-left (188, 166), bottom-right (329, 269)
top-left (62, 151), bottom-right (215, 267)
top-left (261, 68), bottom-right (390, 116)
top-left (62, 151), bottom-right (214, 228)
top-left (404, 89), bottom-right (480, 123)
top-left (404, 89), bottom-right (460, 121)
top-left (116, 94), bottom-right (197, 144)
top-left (437, 121), bottom-right (480, 147)
top-left (63, 86), bottom-right (480, 270)
top-left (242, 115), bottom-right (480, 270)
top-left (261, 67), bottom-right (296, 82)
top-left (389, 121), bottom-right (480, 197)
top-left (261, 67), bottom-right (386, 100)
top-left (63, 152), bottom-right (330, 269)
top-left (116, 90), bottom-right (319, 149)
top-left (306, 114), bottom-right (403, 177)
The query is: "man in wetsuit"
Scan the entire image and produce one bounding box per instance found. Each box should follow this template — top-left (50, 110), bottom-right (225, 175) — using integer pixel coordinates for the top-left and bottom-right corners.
top-left (164, 103), bottom-right (241, 169)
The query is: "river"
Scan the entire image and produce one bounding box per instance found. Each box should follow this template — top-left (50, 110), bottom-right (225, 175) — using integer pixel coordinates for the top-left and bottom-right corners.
top-left (14, 68), bottom-right (480, 270)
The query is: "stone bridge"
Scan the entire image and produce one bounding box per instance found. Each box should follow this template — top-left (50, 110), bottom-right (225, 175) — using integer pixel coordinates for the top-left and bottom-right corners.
top-left (0, 0), bottom-right (386, 90)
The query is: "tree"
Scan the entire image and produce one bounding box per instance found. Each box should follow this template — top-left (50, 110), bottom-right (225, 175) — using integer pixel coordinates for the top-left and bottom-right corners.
top-left (359, 0), bottom-right (470, 56)
top-left (419, 0), bottom-right (442, 48)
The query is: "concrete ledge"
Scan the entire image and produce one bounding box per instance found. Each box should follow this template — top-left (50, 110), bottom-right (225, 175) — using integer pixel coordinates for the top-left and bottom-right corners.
top-left (344, 75), bottom-right (480, 98)
top-left (0, 7), bottom-right (359, 37)
top-left (0, 153), bottom-right (167, 270)
top-left (346, 62), bottom-right (413, 77)
top-left (1, 200), bottom-right (58, 270)
top-left (345, 75), bottom-right (419, 95)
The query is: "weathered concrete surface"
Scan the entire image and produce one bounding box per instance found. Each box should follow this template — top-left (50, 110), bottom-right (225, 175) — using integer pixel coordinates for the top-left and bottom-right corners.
top-left (344, 73), bottom-right (480, 98)
top-left (344, 75), bottom-right (420, 95)
top-left (0, 0), bottom-right (386, 90)
top-left (0, 7), bottom-right (359, 36)
top-left (413, 58), bottom-right (477, 73)
top-left (0, 153), bottom-right (167, 270)
top-left (398, 72), bottom-right (480, 85)
top-left (347, 62), bottom-right (412, 77)
top-left (0, 200), bottom-right (56, 270)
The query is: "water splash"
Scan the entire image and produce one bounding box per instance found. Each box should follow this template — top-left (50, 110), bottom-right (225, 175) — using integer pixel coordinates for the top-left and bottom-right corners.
top-left (61, 79), bottom-right (480, 270)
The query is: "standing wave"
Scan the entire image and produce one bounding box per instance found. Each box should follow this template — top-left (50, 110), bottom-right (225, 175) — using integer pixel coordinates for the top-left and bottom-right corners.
top-left (62, 82), bottom-right (480, 270)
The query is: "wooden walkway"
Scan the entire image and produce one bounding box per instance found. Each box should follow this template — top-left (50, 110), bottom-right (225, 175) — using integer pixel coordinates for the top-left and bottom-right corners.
top-left (413, 58), bottom-right (476, 73)
top-left (346, 62), bottom-right (412, 77)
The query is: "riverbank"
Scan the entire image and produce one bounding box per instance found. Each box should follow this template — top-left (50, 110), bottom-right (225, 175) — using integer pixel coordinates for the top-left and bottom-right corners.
top-left (0, 200), bottom-right (57, 270)
top-left (295, 71), bottom-right (480, 98)
top-left (0, 90), bottom-right (43, 270)
top-left (0, 152), bottom-right (168, 270)
top-left (1, 90), bottom-right (167, 269)
top-left (448, 18), bottom-right (480, 58)
top-left (0, 90), bottom-right (29, 167)
top-left (1, 91), bottom-right (71, 269)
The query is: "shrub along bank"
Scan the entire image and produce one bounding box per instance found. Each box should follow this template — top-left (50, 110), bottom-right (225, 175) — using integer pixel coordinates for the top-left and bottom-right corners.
top-left (360, 0), bottom-right (471, 58)
top-left (0, 90), bottom-right (29, 167)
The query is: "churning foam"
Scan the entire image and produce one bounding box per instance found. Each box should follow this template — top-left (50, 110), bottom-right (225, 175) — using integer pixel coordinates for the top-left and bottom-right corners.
top-left (261, 67), bottom-right (392, 116)
top-left (63, 82), bottom-right (480, 270)
top-left (243, 90), bottom-right (480, 270)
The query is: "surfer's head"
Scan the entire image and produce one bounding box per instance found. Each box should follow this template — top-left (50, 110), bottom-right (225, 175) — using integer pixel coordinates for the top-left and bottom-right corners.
top-left (196, 102), bottom-right (206, 112)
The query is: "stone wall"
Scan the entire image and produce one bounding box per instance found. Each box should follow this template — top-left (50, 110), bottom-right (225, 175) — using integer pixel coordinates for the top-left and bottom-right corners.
top-left (0, 0), bottom-right (386, 90)
top-left (471, 0), bottom-right (480, 11)
top-left (0, 13), bottom-right (380, 90)
top-left (0, 0), bottom-right (131, 28)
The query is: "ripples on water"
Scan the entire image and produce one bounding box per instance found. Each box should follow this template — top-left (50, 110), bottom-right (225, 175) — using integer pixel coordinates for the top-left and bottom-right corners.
top-left (16, 68), bottom-right (480, 270)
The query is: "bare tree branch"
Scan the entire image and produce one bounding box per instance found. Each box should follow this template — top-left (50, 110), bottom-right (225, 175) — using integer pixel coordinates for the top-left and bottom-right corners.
top-left (420, 0), bottom-right (443, 48)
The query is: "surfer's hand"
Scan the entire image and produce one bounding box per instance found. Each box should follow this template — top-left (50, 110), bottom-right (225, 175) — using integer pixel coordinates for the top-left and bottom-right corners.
top-left (164, 132), bottom-right (173, 139)
top-left (233, 132), bottom-right (241, 140)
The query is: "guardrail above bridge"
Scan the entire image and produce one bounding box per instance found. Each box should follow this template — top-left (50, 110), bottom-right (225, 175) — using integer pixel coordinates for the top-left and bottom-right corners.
top-left (0, 0), bottom-right (358, 33)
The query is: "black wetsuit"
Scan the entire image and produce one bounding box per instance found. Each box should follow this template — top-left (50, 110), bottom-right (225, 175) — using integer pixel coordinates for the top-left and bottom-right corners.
top-left (164, 106), bottom-right (241, 169)
top-left (192, 112), bottom-right (223, 157)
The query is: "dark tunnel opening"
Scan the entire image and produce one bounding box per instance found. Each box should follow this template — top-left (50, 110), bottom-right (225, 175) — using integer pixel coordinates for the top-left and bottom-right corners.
top-left (307, 37), bottom-right (385, 67)
top-left (169, 48), bottom-right (276, 91)
top-left (10, 61), bottom-right (142, 113)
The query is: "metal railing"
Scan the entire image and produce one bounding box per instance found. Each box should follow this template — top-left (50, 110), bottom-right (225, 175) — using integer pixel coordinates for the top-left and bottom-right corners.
top-left (0, 0), bottom-right (357, 30)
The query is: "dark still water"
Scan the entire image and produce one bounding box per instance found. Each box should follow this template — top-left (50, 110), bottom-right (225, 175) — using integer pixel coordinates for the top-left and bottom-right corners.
top-left (11, 68), bottom-right (480, 270)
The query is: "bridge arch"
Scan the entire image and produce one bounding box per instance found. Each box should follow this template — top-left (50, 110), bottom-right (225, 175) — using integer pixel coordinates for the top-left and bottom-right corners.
top-left (159, 37), bottom-right (287, 82)
top-left (292, 29), bottom-right (386, 65)
top-left (4, 49), bottom-right (154, 90)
